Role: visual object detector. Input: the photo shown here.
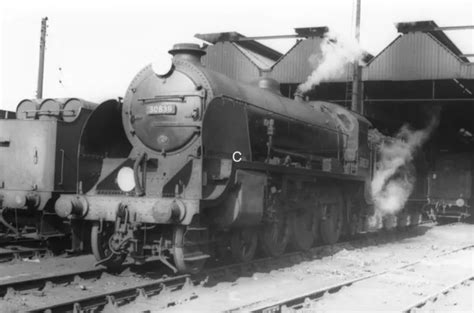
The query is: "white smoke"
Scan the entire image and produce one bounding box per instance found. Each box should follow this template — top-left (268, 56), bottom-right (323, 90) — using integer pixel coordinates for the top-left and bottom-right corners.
top-left (298, 32), bottom-right (365, 94)
top-left (371, 116), bottom-right (439, 215)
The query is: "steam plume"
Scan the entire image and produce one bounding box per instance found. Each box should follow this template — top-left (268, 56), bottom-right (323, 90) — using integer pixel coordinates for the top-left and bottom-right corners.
top-left (371, 113), bottom-right (439, 215)
top-left (298, 32), bottom-right (365, 94)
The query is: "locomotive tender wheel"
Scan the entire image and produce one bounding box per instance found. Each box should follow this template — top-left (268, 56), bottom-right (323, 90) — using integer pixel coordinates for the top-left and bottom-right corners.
top-left (320, 203), bottom-right (343, 245)
top-left (260, 211), bottom-right (290, 257)
top-left (290, 209), bottom-right (314, 251)
top-left (231, 227), bottom-right (258, 262)
top-left (172, 226), bottom-right (209, 274)
top-left (91, 222), bottom-right (126, 271)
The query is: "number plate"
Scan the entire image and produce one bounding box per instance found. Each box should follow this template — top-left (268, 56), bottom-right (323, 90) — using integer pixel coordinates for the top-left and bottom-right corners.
top-left (146, 104), bottom-right (177, 115)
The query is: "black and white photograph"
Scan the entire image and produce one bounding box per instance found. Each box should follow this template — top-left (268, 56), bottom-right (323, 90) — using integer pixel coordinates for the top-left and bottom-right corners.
top-left (0, 0), bottom-right (473, 312)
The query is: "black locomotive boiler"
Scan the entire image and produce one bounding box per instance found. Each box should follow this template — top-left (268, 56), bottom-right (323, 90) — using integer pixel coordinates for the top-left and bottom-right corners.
top-left (0, 98), bottom-right (96, 250)
top-left (55, 43), bottom-right (382, 273)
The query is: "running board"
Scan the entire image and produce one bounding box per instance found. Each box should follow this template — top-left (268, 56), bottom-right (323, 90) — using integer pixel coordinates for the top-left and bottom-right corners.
top-left (183, 254), bottom-right (210, 261)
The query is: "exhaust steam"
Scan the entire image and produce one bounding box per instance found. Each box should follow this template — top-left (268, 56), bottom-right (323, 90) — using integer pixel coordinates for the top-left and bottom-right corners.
top-left (371, 113), bottom-right (440, 217)
top-left (297, 32), bottom-right (365, 94)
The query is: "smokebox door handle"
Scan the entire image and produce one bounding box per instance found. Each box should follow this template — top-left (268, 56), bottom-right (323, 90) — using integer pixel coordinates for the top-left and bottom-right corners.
top-left (59, 149), bottom-right (65, 185)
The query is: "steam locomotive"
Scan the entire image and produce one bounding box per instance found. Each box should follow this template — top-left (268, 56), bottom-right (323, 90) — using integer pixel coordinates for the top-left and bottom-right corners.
top-left (53, 43), bottom-right (417, 273)
top-left (0, 98), bottom-right (96, 250)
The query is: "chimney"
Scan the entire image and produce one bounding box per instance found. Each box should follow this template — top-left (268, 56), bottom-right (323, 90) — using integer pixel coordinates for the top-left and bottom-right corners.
top-left (168, 43), bottom-right (206, 64)
top-left (294, 90), bottom-right (305, 102)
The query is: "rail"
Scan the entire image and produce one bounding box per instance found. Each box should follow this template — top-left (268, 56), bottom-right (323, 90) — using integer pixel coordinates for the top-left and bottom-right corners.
top-left (227, 244), bottom-right (474, 313)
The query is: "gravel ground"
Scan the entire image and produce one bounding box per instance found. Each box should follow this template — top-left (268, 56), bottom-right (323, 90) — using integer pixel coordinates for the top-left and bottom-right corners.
top-left (305, 248), bottom-right (473, 312)
top-left (0, 263), bottom-right (167, 312)
top-left (418, 278), bottom-right (473, 312)
top-left (0, 254), bottom-right (97, 284)
top-left (129, 223), bottom-right (473, 313)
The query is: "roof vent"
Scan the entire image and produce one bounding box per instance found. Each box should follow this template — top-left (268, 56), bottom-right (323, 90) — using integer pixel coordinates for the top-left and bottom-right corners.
top-left (168, 43), bottom-right (206, 64)
top-left (294, 26), bottom-right (329, 38)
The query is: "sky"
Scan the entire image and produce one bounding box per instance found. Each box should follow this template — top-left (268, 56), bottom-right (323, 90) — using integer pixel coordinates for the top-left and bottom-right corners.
top-left (1, 0), bottom-right (473, 111)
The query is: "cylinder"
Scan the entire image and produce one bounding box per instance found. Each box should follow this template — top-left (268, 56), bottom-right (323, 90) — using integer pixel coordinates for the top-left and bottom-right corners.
top-left (16, 99), bottom-right (42, 120)
top-left (38, 98), bottom-right (68, 120)
top-left (62, 98), bottom-right (98, 123)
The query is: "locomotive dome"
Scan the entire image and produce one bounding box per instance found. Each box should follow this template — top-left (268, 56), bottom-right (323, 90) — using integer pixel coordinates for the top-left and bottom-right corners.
top-left (254, 77), bottom-right (282, 95)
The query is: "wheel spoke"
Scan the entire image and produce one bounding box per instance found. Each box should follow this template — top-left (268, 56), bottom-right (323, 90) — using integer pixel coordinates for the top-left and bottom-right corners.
top-left (91, 222), bottom-right (125, 271)
top-left (260, 211), bottom-right (290, 257)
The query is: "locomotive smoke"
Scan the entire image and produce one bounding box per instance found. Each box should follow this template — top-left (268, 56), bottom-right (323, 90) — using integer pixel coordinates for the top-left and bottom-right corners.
top-left (371, 112), bottom-right (440, 216)
top-left (297, 32), bottom-right (365, 94)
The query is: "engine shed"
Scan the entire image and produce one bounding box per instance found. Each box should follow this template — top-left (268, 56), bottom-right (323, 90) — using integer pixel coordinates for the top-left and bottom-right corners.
top-left (198, 21), bottom-right (473, 132)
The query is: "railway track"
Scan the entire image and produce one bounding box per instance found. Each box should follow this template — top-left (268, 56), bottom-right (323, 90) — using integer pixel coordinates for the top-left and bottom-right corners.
top-left (226, 244), bottom-right (474, 313)
top-left (0, 223), bottom-right (441, 312)
top-left (0, 245), bottom-right (318, 312)
top-left (28, 275), bottom-right (190, 313)
top-left (401, 276), bottom-right (474, 313)
top-left (0, 245), bottom-right (50, 262)
top-left (0, 236), bottom-right (67, 262)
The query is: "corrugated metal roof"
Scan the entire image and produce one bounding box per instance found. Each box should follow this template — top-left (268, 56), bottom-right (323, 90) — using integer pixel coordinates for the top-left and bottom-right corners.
top-left (270, 38), bottom-right (353, 83)
top-left (201, 42), bottom-right (261, 83)
top-left (195, 32), bottom-right (282, 61)
top-left (396, 21), bottom-right (470, 62)
top-left (198, 23), bottom-right (473, 85)
top-left (233, 43), bottom-right (276, 70)
top-left (197, 32), bottom-right (284, 81)
top-left (363, 32), bottom-right (474, 81)
top-left (460, 63), bottom-right (474, 78)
